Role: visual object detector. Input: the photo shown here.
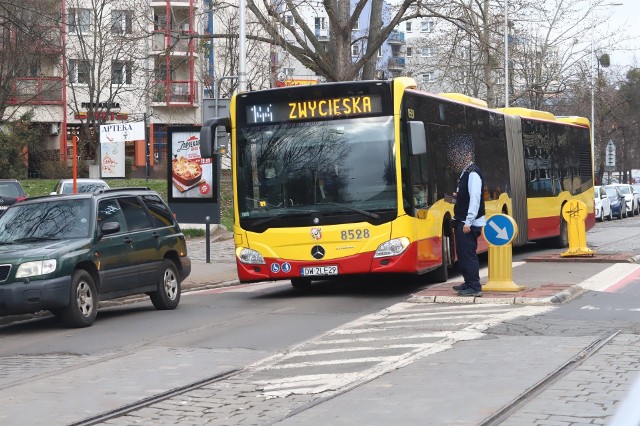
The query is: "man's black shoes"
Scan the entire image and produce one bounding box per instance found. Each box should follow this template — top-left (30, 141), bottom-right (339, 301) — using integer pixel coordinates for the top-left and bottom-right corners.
top-left (456, 288), bottom-right (483, 297)
top-left (452, 284), bottom-right (467, 291)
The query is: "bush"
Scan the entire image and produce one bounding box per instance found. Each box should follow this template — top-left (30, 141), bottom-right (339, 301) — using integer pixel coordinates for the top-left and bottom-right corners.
top-left (125, 157), bottom-right (133, 179)
top-left (37, 160), bottom-right (90, 179)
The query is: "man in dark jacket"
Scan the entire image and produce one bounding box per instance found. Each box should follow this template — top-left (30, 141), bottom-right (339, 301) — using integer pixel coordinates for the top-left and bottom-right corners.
top-left (452, 148), bottom-right (486, 297)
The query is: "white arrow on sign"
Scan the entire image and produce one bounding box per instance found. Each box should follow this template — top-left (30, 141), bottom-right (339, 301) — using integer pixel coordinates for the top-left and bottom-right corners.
top-left (489, 220), bottom-right (509, 240)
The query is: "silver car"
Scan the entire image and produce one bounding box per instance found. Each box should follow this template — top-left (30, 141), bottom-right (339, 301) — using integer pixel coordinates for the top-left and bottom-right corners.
top-left (594, 185), bottom-right (612, 222)
top-left (51, 178), bottom-right (110, 195)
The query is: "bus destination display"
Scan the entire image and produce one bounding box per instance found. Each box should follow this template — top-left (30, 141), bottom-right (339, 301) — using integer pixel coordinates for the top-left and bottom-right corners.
top-left (246, 94), bottom-right (382, 124)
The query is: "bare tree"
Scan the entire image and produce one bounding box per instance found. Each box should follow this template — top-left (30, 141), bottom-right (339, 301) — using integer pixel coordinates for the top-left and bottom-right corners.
top-left (406, 0), bottom-right (623, 108)
top-left (203, 2), bottom-right (272, 96)
top-left (204, 0), bottom-right (439, 82)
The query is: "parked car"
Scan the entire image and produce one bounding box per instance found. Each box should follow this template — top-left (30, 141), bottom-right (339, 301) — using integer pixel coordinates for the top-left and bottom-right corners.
top-left (594, 185), bottom-right (612, 222)
top-left (612, 183), bottom-right (638, 217)
top-left (604, 185), bottom-right (626, 219)
top-left (0, 187), bottom-right (191, 327)
top-left (50, 178), bottom-right (110, 195)
top-left (0, 179), bottom-right (27, 216)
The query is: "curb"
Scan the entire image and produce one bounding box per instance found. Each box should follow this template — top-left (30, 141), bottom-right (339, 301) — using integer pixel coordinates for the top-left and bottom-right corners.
top-left (408, 284), bottom-right (586, 306)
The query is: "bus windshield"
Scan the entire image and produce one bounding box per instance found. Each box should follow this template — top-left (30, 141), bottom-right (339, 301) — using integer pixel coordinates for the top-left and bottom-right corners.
top-left (236, 116), bottom-right (396, 230)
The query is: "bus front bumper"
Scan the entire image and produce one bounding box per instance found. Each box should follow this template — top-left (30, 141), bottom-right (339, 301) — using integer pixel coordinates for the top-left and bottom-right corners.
top-left (235, 243), bottom-right (437, 283)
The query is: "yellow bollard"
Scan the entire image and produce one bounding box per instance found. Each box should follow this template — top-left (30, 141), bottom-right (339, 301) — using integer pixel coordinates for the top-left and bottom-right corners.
top-left (560, 199), bottom-right (595, 257)
top-left (482, 214), bottom-right (525, 292)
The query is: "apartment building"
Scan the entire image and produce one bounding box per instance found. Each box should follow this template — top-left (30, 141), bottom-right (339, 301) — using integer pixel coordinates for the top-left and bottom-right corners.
top-left (3, 0), bottom-right (202, 176)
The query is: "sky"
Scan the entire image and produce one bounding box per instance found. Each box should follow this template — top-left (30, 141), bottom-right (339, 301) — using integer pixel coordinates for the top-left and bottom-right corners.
top-left (604, 2), bottom-right (640, 69)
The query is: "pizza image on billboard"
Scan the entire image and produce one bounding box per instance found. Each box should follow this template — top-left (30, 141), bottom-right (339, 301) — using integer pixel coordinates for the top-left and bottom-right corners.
top-left (172, 156), bottom-right (203, 191)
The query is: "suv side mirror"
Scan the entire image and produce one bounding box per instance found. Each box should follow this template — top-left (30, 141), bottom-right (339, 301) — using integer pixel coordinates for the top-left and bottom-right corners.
top-left (101, 221), bottom-right (120, 235)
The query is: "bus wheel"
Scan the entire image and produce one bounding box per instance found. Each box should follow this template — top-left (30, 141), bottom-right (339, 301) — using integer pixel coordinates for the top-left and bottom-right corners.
top-left (429, 226), bottom-right (453, 283)
top-left (291, 278), bottom-right (312, 290)
top-left (550, 215), bottom-right (568, 248)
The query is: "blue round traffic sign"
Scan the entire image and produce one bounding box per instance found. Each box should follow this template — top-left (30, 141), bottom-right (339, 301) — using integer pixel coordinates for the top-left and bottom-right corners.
top-left (482, 214), bottom-right (517, 246)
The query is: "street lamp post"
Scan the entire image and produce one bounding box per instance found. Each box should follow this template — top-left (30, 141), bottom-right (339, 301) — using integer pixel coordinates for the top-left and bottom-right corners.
top-left (238, 0), bottom-right (247, 91)
top-left (504, 0), bottom-right (509, 107)
top-left (591, 2), bottom-right (622, 180)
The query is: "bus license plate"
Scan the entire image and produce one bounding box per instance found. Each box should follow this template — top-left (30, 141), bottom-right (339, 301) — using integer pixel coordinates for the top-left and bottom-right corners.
top-left (301, 265), bottom-right (338, 276)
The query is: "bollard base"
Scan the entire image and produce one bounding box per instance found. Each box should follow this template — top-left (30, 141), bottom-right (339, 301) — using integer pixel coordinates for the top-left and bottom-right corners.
top-left (483, 281), bottom-right (526, 292)
top-left (560, 247), bottom-right (595, 257)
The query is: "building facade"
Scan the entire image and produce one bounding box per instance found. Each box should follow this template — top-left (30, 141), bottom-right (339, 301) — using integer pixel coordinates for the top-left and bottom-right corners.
top-left (3, 0), bottom-right (203, 176)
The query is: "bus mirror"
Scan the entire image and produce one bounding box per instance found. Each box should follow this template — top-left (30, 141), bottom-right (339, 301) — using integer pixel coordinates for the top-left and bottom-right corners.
top-left (200, 117), bottom-right (231, 158)
top-left (408, 121), bottom-right (426, 156)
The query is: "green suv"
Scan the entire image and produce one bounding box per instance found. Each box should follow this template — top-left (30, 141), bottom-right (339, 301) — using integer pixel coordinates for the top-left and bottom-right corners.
top-left (0, 187), bottom-right (191, 327)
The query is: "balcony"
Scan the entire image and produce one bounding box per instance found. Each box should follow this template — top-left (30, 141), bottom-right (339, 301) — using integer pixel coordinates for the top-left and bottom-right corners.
top-left (387, 56), bottom-right (406, 70)
top-left (8, 77), bottom-right (63, 105)
top-left (152, 31), bottom-right (192, 53)
top-left (152, 81), bottom-right (198, 106)
top-left (151, 0), bottom-right (192, 6)
top-left (387, 31), bottom-right (405, 45)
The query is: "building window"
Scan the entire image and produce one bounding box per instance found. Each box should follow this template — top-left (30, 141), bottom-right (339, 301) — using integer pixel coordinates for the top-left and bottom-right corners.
top-left (69, 8), bottom-right (91, 34)
top-left (352, 20), bottom-right (359, 31)
top-left (406, 21), bottom-right (412, 32)
top-left (69, 59), bottom-right (91, 84)
top-left (111, 10), bottom-right (132, 34)
top-left (352, 44), bottom-right (360, 56)
top-left (283, 67), bottom-right (294, 77)
top-left (422, 73), bottom-right (433, 83)
top-left (421, 20), bottom-right (434, 33)
top-left (406, 46), bottom-right (413, 57)
top-left (285, 15), bottom-right (293, 26)
top-left (112, 61), bottom-right (132, 85)
top-left (315, 17), bottom-right (326, 30)
top-left (378, 47), bottom-right (382, 57)
top-left (421, 47), bottom-right (434, 57)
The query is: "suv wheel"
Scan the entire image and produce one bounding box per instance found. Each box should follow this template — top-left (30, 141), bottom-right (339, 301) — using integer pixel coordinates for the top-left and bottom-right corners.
top-left (150, 259), bottom-right (181, 310)
top-left (60, 270), bottom-right (98, 328)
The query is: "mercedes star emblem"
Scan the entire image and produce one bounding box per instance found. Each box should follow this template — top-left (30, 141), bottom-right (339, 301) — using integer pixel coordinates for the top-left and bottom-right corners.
top-left (311, 245), bottom-right (325, 260)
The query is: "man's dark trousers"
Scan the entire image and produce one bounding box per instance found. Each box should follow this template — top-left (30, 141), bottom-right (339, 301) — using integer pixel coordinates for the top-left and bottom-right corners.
top-left (454, 223), bottom-right (482, 292)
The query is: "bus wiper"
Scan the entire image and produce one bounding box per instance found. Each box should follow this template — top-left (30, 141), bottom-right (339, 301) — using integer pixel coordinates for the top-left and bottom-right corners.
top-left (249, 208), bottom-right (320, 228)
top-left (14, 237), bottom-right (60, 243)
top-left (318, 202), bottom-right (380, 219)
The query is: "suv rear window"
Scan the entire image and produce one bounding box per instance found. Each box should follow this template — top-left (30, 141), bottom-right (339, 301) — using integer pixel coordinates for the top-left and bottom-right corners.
top-left (141, 195), bottom-right (175, 227)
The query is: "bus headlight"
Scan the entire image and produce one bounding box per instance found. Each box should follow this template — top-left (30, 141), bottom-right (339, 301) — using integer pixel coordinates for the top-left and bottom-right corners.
top-left (238, 248), bottom-right (266, 264)
top-left (373, 237), bottom-right (410, 258)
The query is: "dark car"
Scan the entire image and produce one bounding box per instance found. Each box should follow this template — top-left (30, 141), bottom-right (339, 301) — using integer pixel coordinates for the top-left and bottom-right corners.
top-left (604, 185), bottom-right (626, 220)
top-left (0, 187), bottom-right (191, 327)
top-left (0, 179), bottom-right (27, 216)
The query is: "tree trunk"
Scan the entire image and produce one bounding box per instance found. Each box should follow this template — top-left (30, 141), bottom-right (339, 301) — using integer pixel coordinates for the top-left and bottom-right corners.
top-left (362, 0), bottom-right (383, 80)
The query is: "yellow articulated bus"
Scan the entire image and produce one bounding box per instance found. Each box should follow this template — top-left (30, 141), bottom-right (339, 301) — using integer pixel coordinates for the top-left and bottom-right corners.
top-left (200, 77), bottom-right (594, 288)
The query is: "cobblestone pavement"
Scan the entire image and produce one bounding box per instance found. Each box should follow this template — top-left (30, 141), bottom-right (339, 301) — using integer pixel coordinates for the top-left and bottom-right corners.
top-left (503, 333), bottom-right (640, 425)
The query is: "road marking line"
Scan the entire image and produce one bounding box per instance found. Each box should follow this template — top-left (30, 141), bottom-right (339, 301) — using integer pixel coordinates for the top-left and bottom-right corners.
top-left (370, 313), bottom-right (514, 325)
top-left (577, 264), bottom-right (640, 292)
top-left (311, 332), bottom-right (450, 345)
top-left (279, 344), bottom-right (425, 358)
top-left (267, 356), bottom-right (403, 369)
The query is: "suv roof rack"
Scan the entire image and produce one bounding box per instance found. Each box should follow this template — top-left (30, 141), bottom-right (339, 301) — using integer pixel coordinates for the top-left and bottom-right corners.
top-left (95, 187), bottom-right (152, 194)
